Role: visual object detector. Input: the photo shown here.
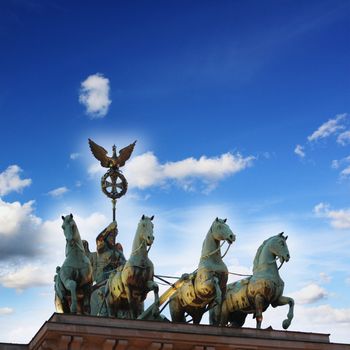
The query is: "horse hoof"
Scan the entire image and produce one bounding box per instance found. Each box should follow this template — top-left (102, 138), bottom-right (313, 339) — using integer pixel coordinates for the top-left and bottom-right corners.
top-left (70, 306), bottom-right (77, 314)
top-left (152, 307), bottom-right (160, 317)
top-left (282, 319), bottom-right (290, 329)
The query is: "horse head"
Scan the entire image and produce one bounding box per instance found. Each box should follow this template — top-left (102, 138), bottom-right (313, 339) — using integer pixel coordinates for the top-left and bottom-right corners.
top-left (268, 232), bottom-right (290, 264)
top-left (211, 217), bottom-right (236, 244)
top-left (61, 214), bottom-right (76, 244)
top-left (138, 214), bottom-right (155, 246)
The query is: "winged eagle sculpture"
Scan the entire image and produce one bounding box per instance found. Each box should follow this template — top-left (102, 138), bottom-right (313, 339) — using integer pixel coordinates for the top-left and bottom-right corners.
top-left (88, 138), bottom-right (136, 169)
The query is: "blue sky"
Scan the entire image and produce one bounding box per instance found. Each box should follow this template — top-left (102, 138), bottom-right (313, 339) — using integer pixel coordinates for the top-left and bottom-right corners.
top-left (0, 0), bottom-right (350, 344)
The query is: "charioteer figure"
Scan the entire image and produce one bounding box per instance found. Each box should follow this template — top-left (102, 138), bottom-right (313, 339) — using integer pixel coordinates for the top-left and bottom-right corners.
top-left (85, 222), bottom-right (127, 315)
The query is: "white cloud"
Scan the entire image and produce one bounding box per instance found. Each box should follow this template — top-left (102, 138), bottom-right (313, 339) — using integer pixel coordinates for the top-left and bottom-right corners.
top-left (38, 212), bottom-right (109, 262)
top-left (0, 202), bottom-right (109, 291)
top-left (340, 165), bottom-right (350, 179)
top-left (0, 198), bottom-right (42, 260)
top-left (0, 265), bottom-right (52, 292)
top-left (337, 130), bottom-right (350, 146)
top-left (123, 151), bottom-right (255, 191)
top-left (294, 144), bottom-right (305, 158)
top-left (163, 153), bottom-right (254, 179)
top-left (249, 302), bottom-right (350, 343)
top-left (331, 156), bottom-right (350, 178)
top-left (314, 202), bottom-right (329, 215)
top-left (0, 165), bottom-right (31, 196)
top-left (331, 159), bottom-right (340, 169)
top-left (88, 163), bottom-right (103, 177)
top-left (307, 113), bottom-right (347, 142)
top-left (291, 283), bottom-right (328, 304)
top-left (70, 152), bottom-right (80, 160)
top-left (301, 304), bottom-right (350, 324)
top-left (79, 73), bottom-right (111, 118)
top-left (0, 307), bottom-right (13, 315)
top-left (89, 151), bottom-right (255, 192)
top-left (47, 186), bottom-right (69, 198)
top-left (314, 202), bottom-right (350, 229)
top-left (0, 199), bottom-right (40, 237)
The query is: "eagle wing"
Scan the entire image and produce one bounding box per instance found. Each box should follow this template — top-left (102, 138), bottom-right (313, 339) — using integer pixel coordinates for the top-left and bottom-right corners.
top-left (88, 138), bottom-right (111, 168)
top-left (117, 140), bottom-right (137, 167)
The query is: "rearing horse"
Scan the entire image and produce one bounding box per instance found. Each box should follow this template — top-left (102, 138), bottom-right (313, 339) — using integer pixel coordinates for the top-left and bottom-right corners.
top-left (106, 215), bottom-right (159, 319)
top-left (170, 218), bottom-right (236, 325)
top-left (55, 214), bottom-right (93, 314)
top-left (220, 232), bottom-right (294, 329)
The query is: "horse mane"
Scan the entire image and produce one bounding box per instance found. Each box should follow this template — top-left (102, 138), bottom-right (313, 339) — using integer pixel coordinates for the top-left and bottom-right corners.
top-left (253, 236), bottom-right (275, 271)
top-left (132, 219), bottom-right (144, 250)
top-left (72, 222), bottom-right (85, 254)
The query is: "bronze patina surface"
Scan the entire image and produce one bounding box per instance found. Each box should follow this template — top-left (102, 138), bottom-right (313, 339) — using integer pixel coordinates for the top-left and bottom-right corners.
top-left (221, 232), bottom-right (294, 329)
top-left (86, 222), bottom-right (126, 316)
top-left (54, 214), bottom-right (93, 314)
top-left (88, 138), bottom-right (136, 221)
top-left (169, 218), bottom-right (235, 325)
top-left (105, 215), bottom-right (159, 319)
top-left (52, 139), bottom-right (297, 333)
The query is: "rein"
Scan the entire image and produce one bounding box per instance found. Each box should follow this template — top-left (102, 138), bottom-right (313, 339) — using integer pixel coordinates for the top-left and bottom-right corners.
top-left (200, 241), bottom-right (232, 260)
top-left (131, 240), bottom-right (152, 256)
top-left (253, 257), bottom-right (285, 274)
top-left (266, 257), bottom-right (285, 270)
top-left (221, 242), bottom-right (231, 259)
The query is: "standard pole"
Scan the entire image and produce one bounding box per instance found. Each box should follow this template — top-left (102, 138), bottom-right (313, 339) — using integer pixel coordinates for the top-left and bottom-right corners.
top-left (112, 198), bottom-right (116, 222)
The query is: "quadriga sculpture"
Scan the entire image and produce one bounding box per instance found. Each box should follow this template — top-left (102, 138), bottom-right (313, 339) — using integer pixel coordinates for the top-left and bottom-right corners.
top-left (54, 214), bottom-right (93, 314)
top-left (220, 232), bottom-right (294, 329)
top-left (105, 215), bottom-right (159, 319)
top-left (169, 218), bottom-right (236, 325)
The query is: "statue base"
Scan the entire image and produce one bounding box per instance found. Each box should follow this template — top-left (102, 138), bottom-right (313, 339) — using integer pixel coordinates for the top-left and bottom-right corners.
top-left (1, 313), bottom-right (349, 350)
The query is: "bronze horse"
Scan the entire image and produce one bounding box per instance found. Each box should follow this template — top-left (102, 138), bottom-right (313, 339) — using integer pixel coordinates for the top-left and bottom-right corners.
top-left (54, 214), bottom-right (93, 314)
top-left (105, 215), bottom-right (159, 319)
top-left (169, 218), bottom-right (236, 325)
top-left (220, 233), bottom-right (294, 329)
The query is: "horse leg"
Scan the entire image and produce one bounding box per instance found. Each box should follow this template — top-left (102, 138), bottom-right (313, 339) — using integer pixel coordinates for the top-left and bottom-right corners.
top-left (55, 293), bottom-right (64, 313)
top-left (209, 276), bottom-right (222, 326)
top-left (209, 304), bottom-right (222, 326)
top-left (82, 284), bottom-right (91, 315)
top-left (55, 269), bottom-right (70, 313)
top-left (254, 294), bottom-right (265, 329)
top-left (124, 285), bottom-right (136, 319)
top-left (230, 311), bottom-right (247, 328)
top-left (104, 285), bottom-right (113, 318)
top-left (220, 298), bottom-right (230, 326)
top-left (169, 295), bottom-right (186, 323)
top-left (81, 265), bottom-right (92, 315)
top-left (274, 295), bottom-right (295, 329)
top-left (146, 280), bottom-right (160, 317)
top-left (65, 279), bottom-right (77, 313)
top-left (137, 301), bottom-right (144, 317)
